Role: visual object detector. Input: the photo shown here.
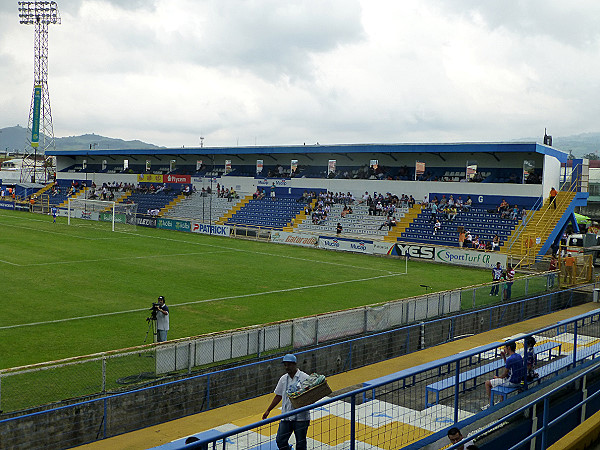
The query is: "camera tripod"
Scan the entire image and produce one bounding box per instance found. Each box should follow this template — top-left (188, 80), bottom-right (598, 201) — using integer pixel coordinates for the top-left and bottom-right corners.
top-left (144, 316), bottom-right (157, 344)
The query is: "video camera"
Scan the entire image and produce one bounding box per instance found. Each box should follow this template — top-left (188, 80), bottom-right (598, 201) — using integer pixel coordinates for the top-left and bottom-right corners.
top-left (147, 303), bottom-right (159, 322)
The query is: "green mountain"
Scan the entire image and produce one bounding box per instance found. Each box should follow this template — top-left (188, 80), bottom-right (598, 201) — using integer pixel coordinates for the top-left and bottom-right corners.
top-left (0, 125), bottom-right (163, 153)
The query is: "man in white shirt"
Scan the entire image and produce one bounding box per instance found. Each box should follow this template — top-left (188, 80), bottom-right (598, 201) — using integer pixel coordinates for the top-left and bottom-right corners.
top-left (263, 354), bottom-right (310, 450)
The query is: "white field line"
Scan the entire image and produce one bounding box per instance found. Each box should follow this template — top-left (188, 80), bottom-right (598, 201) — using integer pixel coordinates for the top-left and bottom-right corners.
top-left (0, 219), bottom-right (117, 241)
top-left (0, 272), bottom-right (406, 330)
top-left (118, 229), bottom-right (401, 274)
top-left (0, 219), bottom-right (401, 274)
top-left (16, 250), bottom-right (234, 267)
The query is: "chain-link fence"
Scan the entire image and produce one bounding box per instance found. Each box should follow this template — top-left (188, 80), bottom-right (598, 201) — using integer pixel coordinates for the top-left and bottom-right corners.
top-left (0, 272), bottom-right (570, 416)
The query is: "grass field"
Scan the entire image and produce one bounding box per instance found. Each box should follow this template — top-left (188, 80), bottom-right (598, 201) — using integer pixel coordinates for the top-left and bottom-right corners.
top-left (0, 208), bottom-right (496, 370)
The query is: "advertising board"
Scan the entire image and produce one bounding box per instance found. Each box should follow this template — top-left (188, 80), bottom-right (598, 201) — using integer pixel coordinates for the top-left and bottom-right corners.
top-left (434, 247), bottom-right (507, 269)
top-left (137, 174), bottom-right (163, 183)
top-left (318, 236), bottom-right (374, 254)
top-left (157, 218), bottom-right (191, 232)
top-left (373, 242), bottom-right (435, 259)
top-left (136, 217), bottom-right (157, 228)
top-left (271, 231), bottom-right (318, 247)
top-left (75, 209), bottom-right (100, 221)
top-left (0, 201), bottom-right (14, 210)
top-left (165, 174), bottom-right (191, 184)
top-left (191, 222), bottom-right (230, 236)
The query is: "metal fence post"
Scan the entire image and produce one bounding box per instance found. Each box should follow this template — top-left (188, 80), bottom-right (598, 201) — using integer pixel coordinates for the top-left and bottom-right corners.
top-left (102, 356), bottom-right (106, 393)
top-left (350, 394), bottom-right (356, 450)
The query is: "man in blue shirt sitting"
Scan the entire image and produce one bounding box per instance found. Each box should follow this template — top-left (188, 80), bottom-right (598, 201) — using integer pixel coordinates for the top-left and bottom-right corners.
top-left (483, 341), bottom-right (524, 409)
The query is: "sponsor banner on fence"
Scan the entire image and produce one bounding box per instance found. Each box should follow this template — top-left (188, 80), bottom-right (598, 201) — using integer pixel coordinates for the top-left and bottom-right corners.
top-left (271, 231), bottom-right (318, 247)
top-left (136, 217), bottom-right (157, 228)
top-left (318, 236), bottom-right (374, 254)
top-left (157, 218), bottom-right (191, 232)
top-left (435, 247), bottom-right (507, 269)
top-left (191, 222), bottom-right (230, 236)
top-left (0, 201), bottom-right (14, 210)
top-left (137, 174), bottom-right (163, 183)
top-left (373, 242), bottom-right (435, 259)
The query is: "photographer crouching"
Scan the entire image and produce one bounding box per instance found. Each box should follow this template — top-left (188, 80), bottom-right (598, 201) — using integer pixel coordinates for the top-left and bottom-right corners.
top-left (154, 295), bottom-right (170, 342)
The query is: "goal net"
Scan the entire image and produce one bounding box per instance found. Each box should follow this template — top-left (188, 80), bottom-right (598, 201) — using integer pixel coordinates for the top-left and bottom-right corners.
top-left (67, 198), bottom-right (137, 231)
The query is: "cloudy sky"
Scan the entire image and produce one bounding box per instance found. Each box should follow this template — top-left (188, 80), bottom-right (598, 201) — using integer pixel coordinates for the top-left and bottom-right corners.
top-left (1, 0), bottom-right (599, 147)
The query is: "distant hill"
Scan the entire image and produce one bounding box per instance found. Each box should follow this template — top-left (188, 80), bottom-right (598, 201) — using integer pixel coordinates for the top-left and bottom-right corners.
top-left (0, 125), bottom-right (163, 153)
top-left (512, 132), bottom-right (600, 158)
top-left (1, 125), bottom-right (599, 157)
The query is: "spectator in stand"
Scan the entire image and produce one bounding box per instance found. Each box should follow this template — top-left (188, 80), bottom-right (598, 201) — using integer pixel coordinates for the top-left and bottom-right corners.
top-left (525, 336), bottom-right (538, 382)
top-left (497, 199), bottom-right (509, 215)
top-left (336, 222), bottom-right (342, 235)
top-left (482, 341), bottom-right (524, 409)
top-left (456, 196), bottom-right (464, 211)
top-left (447, 427), bottom-right (475, 450)
top-left (465, 230), bottom-right (472, 248)
top-left (464, 196), bottom-right (472, 211)
top-left (472, 235), bottom-right (480, 248)
top-left (510, 205), bottom-right (519, 220)
top-left (458, 229), bottom-right (465, 248)
top-left (433, 219), bottom-right (441, 236)
top-left (448, 205), bottom-right (458, 221)
top-left (492, 234), bottom-right (500, 251)
top-left (477, 239), bottom-right (486, 251)
top-left (430, 202), bottom-right (438, 223)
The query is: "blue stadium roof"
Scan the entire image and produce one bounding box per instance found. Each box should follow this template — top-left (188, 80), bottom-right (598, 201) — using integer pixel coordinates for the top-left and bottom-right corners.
top-left (46, 142), bottom-right (568, 163)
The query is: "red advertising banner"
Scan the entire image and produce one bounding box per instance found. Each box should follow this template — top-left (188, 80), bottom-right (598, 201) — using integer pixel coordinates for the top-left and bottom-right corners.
top-left (164, 174), bottom-right (191, 184)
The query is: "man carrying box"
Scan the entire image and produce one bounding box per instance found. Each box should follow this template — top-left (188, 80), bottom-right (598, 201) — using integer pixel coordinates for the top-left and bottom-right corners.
top-left (262, 354), bottom-right (310, 450)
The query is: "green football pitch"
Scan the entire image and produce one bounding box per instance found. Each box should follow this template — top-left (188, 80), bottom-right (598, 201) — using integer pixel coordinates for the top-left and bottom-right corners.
top-left (0, 208), bottom-right (493, 369)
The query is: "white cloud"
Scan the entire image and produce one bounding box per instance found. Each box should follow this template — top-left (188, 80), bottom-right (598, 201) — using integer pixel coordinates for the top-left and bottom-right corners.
top-left (1, 0), bottom-right (599, 147)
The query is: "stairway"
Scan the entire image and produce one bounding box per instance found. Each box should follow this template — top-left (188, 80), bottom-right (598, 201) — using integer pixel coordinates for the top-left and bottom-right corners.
top-left (215, 195), bottom-right (252, 224)
top-left (504, 191), bottom-right (575, 259)
top-left (285, 199), bottom-right (316, 232)
top-left (383, 204), bottom-right (422, 242)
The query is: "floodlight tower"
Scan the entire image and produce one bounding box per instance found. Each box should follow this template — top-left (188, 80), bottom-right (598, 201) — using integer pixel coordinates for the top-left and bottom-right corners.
top-left (18, 1), bottom-right (61, 184)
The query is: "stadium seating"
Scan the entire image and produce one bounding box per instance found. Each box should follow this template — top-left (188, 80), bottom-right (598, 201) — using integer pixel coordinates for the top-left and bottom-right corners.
top-left (127, 190), bottom-right (182, 215)
top-left (397, 207), bottom-right (519, 248)
top-left (224, 197), bottom-right (305, 230)
top-left (165, 193), bottom-right (241, 222)
top-left (295, 203), bottom-right (408, 238)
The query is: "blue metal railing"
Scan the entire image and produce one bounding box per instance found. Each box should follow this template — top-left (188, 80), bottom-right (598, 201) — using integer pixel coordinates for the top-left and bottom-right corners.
top-left (147, 288), bottom-right (600, 450)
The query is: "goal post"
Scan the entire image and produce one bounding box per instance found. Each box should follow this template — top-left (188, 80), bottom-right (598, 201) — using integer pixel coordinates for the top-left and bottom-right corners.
top-left (67, 198), bottom-right (137, 231)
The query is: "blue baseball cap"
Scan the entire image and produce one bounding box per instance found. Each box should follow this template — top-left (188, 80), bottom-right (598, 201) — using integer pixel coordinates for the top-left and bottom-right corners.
top-left (282, 354), bottom-right (297, 363)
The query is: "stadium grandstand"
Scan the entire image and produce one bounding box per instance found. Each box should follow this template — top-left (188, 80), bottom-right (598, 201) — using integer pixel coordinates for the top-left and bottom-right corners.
top-left (3, 140), bottom-right (600, 449)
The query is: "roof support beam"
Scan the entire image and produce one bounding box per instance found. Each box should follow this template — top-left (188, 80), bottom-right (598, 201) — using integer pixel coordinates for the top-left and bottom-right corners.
top-left (485, 152), bottom-right (500, 162)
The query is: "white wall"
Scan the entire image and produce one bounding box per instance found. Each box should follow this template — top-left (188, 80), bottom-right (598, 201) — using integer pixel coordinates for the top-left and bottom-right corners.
top-left (542, 154), bottom-right (562, 198)
top-left (197, 176), bottom-right (542, 202)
